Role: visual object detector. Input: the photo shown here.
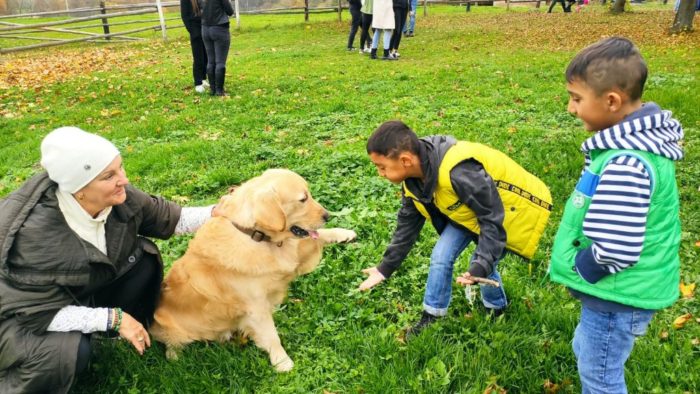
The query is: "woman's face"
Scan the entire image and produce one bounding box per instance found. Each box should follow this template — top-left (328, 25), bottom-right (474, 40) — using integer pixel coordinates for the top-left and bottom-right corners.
top-left (77, 155), bottom-right (129, 216)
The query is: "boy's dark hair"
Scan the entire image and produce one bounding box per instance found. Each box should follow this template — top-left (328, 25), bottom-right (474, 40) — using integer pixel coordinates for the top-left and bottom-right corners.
top-left (366, 120), bottom-right (420, 159)
top-left (566, 36), bottom-right (647, 101)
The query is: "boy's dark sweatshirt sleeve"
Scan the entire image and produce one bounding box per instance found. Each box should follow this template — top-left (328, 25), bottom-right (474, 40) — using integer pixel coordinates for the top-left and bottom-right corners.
top-left (450, 159), bottom-right (506, 278)
top-left (377, 195), bottom-right (426, 278)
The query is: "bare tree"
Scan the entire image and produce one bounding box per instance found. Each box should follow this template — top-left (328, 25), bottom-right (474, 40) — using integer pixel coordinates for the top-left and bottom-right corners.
top-left (670, 0), bottom-right (696, 32)
top-left (611, 0), bottom-right (626, 13)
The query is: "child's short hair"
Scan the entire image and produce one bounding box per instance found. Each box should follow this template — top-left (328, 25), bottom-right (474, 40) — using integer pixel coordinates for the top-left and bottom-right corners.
top-left (566, 36), bottom-right (647, 101)
top-left (367, 120), bottom-right (421, 159)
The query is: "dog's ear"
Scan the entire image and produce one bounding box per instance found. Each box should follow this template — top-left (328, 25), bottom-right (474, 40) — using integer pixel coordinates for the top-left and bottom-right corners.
top-left (253, 187), bottom-right (286, 232)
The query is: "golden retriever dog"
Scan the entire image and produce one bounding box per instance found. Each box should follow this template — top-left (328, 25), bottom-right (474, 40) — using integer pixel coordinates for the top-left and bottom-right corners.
top-left (150, 169), bottom-right (356, 372)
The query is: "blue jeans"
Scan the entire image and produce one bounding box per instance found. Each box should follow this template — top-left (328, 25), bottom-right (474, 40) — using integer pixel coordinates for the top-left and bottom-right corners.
top-left (403, 0), bottom-right (418, 33)
top-left (423, 222), bottom-right (507, 317)
top-left (573, 306), bottom-right (655, 394)
top-left (371, 28), bottom-right (392, 50)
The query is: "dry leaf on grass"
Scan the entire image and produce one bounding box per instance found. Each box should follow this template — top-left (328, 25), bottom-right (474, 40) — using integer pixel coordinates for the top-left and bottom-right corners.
top-left (673, 313), bottom-right (693, 330)
top-left (680, 282), bottom-right (696, 299)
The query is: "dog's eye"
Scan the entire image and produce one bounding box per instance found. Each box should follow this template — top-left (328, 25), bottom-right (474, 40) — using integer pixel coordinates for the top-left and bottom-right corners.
top-left (300, 193), bottom-right (308, 203)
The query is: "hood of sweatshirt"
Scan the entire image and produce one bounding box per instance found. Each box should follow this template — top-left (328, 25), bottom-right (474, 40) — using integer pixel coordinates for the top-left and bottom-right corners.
top-left (581, 102), bottom-right (684, 167)
top-left (404, 135), bottom-right (456, 203)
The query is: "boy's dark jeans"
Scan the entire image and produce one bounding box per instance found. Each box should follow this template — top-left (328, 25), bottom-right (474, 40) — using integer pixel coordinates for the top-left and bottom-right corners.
top-left (201, 24), bottom-right (231, 93)
top-left (187, 23), bottom-right (208, 86)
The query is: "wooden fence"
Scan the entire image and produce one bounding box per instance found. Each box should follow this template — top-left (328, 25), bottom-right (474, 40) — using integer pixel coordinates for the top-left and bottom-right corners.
top-left (0, 0), bottom-right (541, 53)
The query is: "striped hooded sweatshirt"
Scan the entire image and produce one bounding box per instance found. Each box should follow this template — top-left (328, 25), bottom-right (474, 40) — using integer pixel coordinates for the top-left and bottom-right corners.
top-left (557, 102), bottom-right (684, 311)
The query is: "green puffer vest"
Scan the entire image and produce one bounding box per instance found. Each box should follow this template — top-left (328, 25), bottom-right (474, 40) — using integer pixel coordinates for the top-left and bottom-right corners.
top-left (549, 149), bottom-right (681, 309)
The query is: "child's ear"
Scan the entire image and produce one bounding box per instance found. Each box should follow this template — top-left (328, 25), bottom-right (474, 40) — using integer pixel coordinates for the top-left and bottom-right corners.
top-left (399, 152), bottom-right (414, 167)
top-left (606, 91), bottom-right (623, 112)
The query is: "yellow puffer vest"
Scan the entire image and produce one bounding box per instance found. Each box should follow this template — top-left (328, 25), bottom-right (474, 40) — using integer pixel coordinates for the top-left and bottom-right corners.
top-left (404, 141), bottom-right (552, 259)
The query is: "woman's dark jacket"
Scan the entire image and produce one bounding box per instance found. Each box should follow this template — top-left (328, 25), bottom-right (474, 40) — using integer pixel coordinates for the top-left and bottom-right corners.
top-left (197, 0), bottom-right (234, 26)
top-left (0, 172), bottom-right (181, 393)
top-left (181, 0), bottom-right (203, 35)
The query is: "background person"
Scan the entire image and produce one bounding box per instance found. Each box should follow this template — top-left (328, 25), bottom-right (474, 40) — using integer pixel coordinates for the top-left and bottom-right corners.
top-left (180, 0), bottom-right (209, 93)
top-left (198, 0), bottom-right (234, 96)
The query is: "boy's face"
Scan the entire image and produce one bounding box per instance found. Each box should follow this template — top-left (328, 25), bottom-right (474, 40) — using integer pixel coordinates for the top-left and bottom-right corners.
top-left (566, 79), bottom-right (620, 132)
top-left (369, 152), bottom-right (412, 184)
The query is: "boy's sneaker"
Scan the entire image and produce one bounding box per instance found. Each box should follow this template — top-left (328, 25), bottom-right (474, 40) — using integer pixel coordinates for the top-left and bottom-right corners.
top-left (201, 79), bottom-right (210, 89)
top-left (405, 311), bottom-right (440, 340)
top-left (194, 84), bottom-right (206, 93)
top-left (393, 51), bottom-right (400, 58)
top-left (363, 47), bottom-right (372, 53)
top-left (347, 47), bottom-right (356, 51)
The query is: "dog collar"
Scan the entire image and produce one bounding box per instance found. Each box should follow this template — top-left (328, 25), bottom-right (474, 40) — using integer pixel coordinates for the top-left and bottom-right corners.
top-left (229, 221), bottom-right (283, 247)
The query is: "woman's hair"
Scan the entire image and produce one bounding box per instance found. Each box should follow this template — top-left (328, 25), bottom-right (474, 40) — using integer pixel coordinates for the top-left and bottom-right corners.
top-left (190, 0), bottom-right (201, 16)
top-left (566, 36), bottom-right (647, 101)
top-left (366, 120), bottom-right (420, 159)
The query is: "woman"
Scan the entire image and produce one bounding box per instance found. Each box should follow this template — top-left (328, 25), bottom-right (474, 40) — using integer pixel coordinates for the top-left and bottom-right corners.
top-left (199, 0), bottom-right (234, 96)
top-left (181, 0), bottom-right (209, 93)
top-left (0, 127), bottom-right (217, 393)
top-left (370, 0), bottom-right (395, 60)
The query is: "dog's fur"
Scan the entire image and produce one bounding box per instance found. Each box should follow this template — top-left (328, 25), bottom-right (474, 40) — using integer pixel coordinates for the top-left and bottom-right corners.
top-left (150, 169), bottom-right (356, 372)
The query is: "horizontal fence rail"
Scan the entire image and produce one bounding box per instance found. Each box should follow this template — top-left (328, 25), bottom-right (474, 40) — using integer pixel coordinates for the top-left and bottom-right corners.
top-left (0, 0), bottom-right (542, 53)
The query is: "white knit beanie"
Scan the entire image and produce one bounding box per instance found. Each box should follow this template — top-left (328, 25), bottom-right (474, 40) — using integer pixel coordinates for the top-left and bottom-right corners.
top-left (40, 127), bottom-right (120, 194)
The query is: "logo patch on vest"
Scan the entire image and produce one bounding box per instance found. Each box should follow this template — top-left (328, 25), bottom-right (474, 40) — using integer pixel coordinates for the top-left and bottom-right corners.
top-left (572, 192), bottom-right (586, 209)
top-left (447, 201), bottom-right (463, 211)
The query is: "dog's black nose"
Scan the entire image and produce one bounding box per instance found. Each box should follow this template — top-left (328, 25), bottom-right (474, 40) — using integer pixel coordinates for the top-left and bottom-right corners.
top-left (322, 211), bottom-right (329, 222)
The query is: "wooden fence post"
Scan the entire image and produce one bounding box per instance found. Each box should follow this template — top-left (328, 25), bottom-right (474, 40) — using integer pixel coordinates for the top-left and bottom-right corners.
top-left (423, 0), bottom-right (427, 16)
top-left (506, 0), bottom-right (510, 10)
top-left (155, 0), bottom-right (167, 41)
top-left (99, 1), bottom-right (110, 41)
top-left (235, 0), bottom-right (240, 28)
top-left (338, 0), bottom-right (342, 21)
top-left (305, 0), bottom-right (309, 21)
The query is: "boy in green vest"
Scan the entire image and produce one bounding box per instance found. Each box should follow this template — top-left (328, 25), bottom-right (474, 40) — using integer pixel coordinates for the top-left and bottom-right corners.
top-left (549, 37), bottom-right (684, 393)
top-left (359, 120), bottom-right (552, 338)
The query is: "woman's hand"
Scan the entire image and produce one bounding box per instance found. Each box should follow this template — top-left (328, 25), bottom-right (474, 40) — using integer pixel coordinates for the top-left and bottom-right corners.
top-left (118, 312), bottom-right (151, 355)
top-left (359, 267), bottom-right (386, 291)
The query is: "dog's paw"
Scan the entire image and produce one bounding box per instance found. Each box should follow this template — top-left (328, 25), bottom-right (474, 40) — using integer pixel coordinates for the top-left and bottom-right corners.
top-left (165, 346), bottom-right (180, 361)
top-left (320, 228), bottom-right (356, 244)
top-left (273, 357), bottom-right (294, 372)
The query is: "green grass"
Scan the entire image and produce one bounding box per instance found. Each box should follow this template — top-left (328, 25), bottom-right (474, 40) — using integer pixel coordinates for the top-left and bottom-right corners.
top-left (1, 3), bottom-right (699, 393)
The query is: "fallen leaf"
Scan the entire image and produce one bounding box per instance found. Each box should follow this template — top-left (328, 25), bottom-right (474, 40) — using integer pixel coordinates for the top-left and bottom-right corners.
top-left (680, 282), bottom-right (696, 299)
top-left (691, 338), bottom-right (699, 347)
top-left (659, 330), bottom-right (669, 341)
top-left (673, 313), bottom-right (692, 330)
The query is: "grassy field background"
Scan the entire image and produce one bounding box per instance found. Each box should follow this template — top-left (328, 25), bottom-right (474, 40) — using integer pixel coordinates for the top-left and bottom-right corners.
top-left (1, 3), bottom-right (699, 393)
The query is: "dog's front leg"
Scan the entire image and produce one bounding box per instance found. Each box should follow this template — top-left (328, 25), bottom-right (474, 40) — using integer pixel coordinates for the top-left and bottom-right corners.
top-left (242, 312), bottom-right (293, 372)
top-left (316, 228), bottom-right (357, 244)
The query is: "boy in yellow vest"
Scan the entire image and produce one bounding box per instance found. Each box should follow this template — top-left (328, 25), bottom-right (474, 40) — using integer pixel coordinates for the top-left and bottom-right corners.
top-left (359, 120), bottom-right (552, 338)
top-left (549, 37), bottom-right (684, 393)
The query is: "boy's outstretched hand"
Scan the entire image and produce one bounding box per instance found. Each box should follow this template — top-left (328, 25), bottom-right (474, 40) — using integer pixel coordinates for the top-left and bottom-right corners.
top-left (359, 267), bottom-right (386, 291)
top-left (456, 272), bottom-right (500, 287)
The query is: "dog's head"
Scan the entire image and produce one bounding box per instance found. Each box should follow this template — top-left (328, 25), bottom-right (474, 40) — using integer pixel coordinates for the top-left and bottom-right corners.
top-left (219, 169), bottom-right (329, 242)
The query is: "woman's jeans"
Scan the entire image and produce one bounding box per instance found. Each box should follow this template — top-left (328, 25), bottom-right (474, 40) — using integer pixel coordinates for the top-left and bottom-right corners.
top-left (423, 222), bottom-right (507, 317)
top-left (371, 28), bottom-right (392, 50)
top-left (403, 0), bottom-right (418, 33)
top-left (573, 306), bottom-right (655, 394)
top-left (201, 24), bottom-right (231, 93)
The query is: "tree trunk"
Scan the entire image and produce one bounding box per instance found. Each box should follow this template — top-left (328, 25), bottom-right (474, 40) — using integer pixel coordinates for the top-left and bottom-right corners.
top-left (670, 0), bottom-right (695, 33)
top-left (611, 0), bottom-right (626, 13)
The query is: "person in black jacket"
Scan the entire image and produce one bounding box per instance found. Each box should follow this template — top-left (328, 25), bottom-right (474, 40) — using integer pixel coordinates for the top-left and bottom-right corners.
top-left (389, 0), bottom-right (409, 59)
top-left (198, 0), bottom-right (234, 96)
top-left (180, 0), bottom-right (209, 93)
top-left (346, 0), bottom-right (362, 51)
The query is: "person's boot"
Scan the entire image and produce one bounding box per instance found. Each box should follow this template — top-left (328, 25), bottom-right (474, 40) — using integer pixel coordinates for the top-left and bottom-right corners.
top-left (370, 48), bottom-right (377, 59)
top-left (382, 49), bottom-right (397, 61)
top-left (215, 69), bottom-right (227, 96)
top-left (207, 70), bottom-right (216, 96)
top-left (405, 311), bottom-right (439, 341)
